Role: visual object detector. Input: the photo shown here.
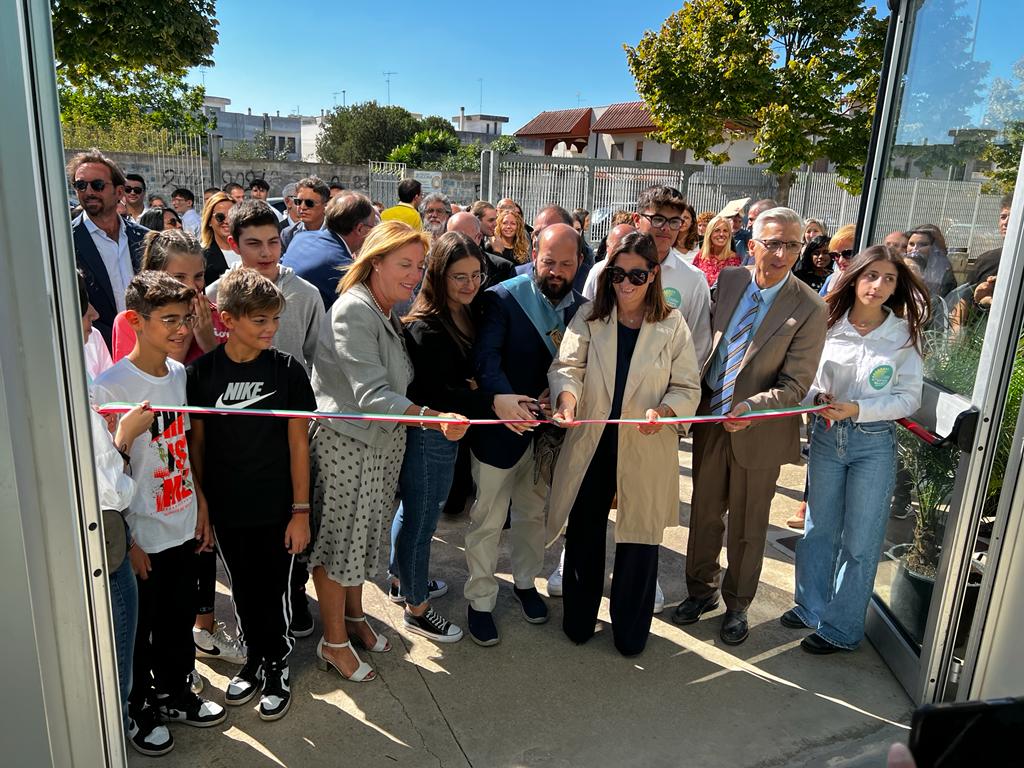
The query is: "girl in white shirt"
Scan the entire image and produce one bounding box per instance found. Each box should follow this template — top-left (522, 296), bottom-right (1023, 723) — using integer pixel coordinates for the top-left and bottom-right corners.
top-left (786, 245), bottom-right (929, 654)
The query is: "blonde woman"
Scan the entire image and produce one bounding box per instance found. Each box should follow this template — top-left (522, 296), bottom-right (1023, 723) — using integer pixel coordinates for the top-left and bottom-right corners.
top-left (308, 221), bottom-right (468, 683)
top-left (490, 208), bottom-right (530, 264)
top-left (819, 224), bottom-right (856, 296)
top-left (200, 190), bottom-right (239, 285)
top-left (803, 218), bottom-right (829, 244)
top-left (691, 214), bottom-right (740, 287)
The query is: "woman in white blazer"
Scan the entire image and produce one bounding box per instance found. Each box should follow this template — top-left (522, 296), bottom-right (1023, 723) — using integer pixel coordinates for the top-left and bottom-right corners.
top-left (548, 232), bottom-right (701, 656)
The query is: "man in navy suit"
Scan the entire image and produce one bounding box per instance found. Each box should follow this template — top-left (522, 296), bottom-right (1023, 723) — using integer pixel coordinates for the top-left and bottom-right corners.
top-left (464, 223), bottom-right (587, 646)
top-left (281, 192), bottom-right (378, 309)
top-left (514, 205), bottom-right (594, 294)
top-left (68, 150), bottom-right (148, 348)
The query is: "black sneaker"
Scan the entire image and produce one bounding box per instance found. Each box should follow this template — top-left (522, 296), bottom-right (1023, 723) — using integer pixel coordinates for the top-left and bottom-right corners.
top-left (259, 660), bottom-right (292, 721)
top-left (513, 586), bottom-right (549, 624)
top-left (388, 579), bottom-right (449, 604)
top-left (467, 606), bottom-right (499, 646)
top-left (156, 690), bottom-right (226, 728)
top-left (127, 707), bottom-right (174, 756)
top-left (290, 598), bottom-right (315, 638)
top-left (404, 607), bottom-right (464, 643)
top-left (225, 659), bottom-right (264, 706)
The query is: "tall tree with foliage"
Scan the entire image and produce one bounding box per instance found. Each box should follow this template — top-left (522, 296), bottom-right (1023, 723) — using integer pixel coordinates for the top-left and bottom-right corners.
top-left (981, 55), bottom-right (1024, 194)
top-left (316, 102), bottom-right (424, 164)
top-left (626, 0), bottom-right (886, 200)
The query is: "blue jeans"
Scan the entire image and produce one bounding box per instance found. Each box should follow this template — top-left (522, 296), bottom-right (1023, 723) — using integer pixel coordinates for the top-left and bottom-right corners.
top-left (390, 427), bottom-right (458, 606)
top-left (794, 416), bottom-right (896, 649)
top-left (108, 536), bottom-right (138, 730)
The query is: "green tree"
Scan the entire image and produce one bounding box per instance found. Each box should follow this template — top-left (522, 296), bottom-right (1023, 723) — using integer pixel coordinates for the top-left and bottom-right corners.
top-left (488, 135), bottom-right (521, 155)
top-left (419, 115), bottom-right (457, 135)
top-left (316, 102), bottom-right (423, 164)
top-left (625, 0), bottom-right (887, 200)
top-left (388, 130), bottom-right (461, 166)
top-left (52, 0), bottom-right (218, 84)
top-left (981, 56), bottom-right (1024, 195)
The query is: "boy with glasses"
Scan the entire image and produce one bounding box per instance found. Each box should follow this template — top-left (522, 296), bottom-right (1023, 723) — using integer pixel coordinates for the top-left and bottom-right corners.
top-left (124, 174), bottom-right (147, 222)
top-left (90, 271), bottom-right (226, 738)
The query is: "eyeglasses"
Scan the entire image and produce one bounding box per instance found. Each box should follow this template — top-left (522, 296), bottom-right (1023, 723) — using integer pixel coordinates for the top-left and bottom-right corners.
top-left (608, 266), bottom-right (651, 286)
top-left (447, 271), bottom-right (484, 286)
top-left (829, 249), bottom-right (854, 260)
top-left (124, 185), bottom-right (145, 195)
top-left (73, 179), bottom-right (108, 192)
top-left (141, 313), bottom-right (197, 330)
top-left (213, 212), bottom-right (228, 223)
top-left (639, 213), bottom-right (685, 231)
top-left (755, 239), bottom-right (803, 254)
top-left (294, 198), bottom-right (320, 209)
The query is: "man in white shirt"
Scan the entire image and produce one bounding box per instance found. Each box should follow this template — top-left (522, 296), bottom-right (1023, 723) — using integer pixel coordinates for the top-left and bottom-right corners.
top-left (170, 187), bottom-right (202, 237)
top-left (69, 149), bottom-right (148, 348)
top-left (583, 186), bottom-right (712, 364)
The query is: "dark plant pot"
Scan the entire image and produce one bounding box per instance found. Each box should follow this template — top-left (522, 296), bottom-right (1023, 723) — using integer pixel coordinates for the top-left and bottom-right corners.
top-left (887, 544), bottom-right (934, 647)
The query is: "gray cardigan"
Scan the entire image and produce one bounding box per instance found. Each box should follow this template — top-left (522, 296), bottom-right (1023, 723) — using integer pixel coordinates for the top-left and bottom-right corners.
top-left (310, 282), bottom-right (414, 447)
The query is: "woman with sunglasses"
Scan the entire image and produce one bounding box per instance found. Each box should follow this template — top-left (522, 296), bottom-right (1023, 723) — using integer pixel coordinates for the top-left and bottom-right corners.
top-left (138, 207), bottom-right (182, 233)
top-left (691, 214), bottom-right (741, 287)
top-left (547, 232), bottom-right (701, 656)
top-left (818, 224), bottom-right (856, 297)
top-left (386, 232), bottom-right (494, 643)
top-left (200, 191), bottom-right (240, 285)
top-left (794, 235), bottom-right (833, 292)
top-left (785, 246), bottom-right (927, 654)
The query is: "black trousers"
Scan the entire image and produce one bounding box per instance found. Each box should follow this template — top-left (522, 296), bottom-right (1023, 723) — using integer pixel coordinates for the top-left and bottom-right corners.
top-left (130, 539), bottom-right (198, 710)
top-left (196, 549), bottom-right (217, 615)
top-left (562, 428), bottom-right (659, 656)
top-left (215, 521), bottom-right (295, 664)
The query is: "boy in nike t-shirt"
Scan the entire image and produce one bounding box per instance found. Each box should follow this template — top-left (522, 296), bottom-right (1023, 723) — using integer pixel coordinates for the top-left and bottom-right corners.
top-left (186, 268), bottom-right (316, 722)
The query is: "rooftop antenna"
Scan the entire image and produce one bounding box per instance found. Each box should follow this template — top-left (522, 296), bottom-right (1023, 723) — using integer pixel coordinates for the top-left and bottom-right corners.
top-left (576, 91), bottom-right (582, 107)
top-left (477, 77), bottom-right (483, 113)
top-left (383, 71), bottom-right (397, 106)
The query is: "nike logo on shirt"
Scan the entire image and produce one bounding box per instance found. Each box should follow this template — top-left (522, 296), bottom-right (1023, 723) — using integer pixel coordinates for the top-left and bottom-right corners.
top-left (214, 381), bottom-right (277, 409)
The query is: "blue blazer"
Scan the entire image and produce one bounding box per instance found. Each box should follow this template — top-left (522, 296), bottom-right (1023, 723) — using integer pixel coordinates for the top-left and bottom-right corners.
top-left (470, 281), bottom-right (586, 469)
top-left (72, 214), bottom-right (147, 348)
top-left (281, 229), bottom-right (353, 310)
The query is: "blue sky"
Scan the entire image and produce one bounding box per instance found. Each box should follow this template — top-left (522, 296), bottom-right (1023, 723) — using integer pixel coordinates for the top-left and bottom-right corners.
top-left (187, 0), bottom-right (700, 130)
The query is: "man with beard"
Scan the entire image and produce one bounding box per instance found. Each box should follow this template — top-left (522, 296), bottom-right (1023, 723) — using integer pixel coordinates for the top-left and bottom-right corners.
top-left (420, 192), bottom-right (452, 241)
top-left (464, 223), bottom-right (586, 647)
top-left (69, 149), bottom-right (148, 347)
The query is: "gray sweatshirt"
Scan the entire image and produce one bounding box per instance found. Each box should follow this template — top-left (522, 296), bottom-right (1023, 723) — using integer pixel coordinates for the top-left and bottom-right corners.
top-left (207, 264), bottom-right (323, 373)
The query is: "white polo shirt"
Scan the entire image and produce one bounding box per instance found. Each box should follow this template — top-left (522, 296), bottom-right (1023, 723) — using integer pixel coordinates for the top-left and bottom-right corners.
top-left (83, 212), bottom-right (134, 313)
top-left (583, 247), bottom-right (712, 364)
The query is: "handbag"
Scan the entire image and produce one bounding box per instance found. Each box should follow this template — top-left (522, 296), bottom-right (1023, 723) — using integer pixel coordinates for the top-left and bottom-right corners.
top-left (102, 509), bottom-right (129, 571)
top-left (533, 425), bottom-right (565, 487)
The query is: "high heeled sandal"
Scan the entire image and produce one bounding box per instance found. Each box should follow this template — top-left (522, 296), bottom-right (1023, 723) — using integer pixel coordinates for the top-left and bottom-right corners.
top-left (344, 615), bottom-right (391, 653)
top-left (316, 636), bottom-right (375, 682)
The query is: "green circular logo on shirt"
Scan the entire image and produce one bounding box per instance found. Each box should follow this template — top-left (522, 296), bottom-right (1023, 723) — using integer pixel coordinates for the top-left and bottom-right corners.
top-left (869, 365), bottom-right (894, 390)
top-left (663, 287), bottom-right (682, 308)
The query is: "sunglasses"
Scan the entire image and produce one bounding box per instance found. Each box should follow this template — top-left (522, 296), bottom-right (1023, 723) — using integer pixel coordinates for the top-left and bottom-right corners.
top-left (214, 212), bottom-right (228, 223)
top-left (73, 179), bottom-right (108, 192)
top-left (294, 198), bottom-right (320, 209)
top-left (124, 185), bottom-right (145, 195)
top-left (608, 266), bottom-right (651, 286)
top-left (829, 249), bottom-right (854, 260)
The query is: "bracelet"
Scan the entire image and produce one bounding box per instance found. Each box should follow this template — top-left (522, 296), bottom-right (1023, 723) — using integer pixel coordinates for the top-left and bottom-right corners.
top-left (419, 405), bottom-right (429, 430)
top-left (290, 508), bottom-right (311, 516)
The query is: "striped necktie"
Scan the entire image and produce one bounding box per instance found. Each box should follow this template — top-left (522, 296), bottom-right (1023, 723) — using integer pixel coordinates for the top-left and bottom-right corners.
top-left (709, 291), bottom-right (762, 416)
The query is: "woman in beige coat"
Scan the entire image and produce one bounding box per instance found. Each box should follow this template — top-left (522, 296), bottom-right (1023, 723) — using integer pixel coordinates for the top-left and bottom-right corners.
top-left (549, 232), bottom-right (701, 655)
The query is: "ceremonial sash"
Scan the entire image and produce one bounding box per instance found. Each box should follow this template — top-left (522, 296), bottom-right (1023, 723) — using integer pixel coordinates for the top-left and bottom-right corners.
top-left (504, 273), bottom-right (566, 356)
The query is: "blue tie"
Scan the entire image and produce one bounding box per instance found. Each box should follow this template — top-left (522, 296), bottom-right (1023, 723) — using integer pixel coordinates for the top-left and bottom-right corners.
top-left (709, 292), bottom-right (761, 416)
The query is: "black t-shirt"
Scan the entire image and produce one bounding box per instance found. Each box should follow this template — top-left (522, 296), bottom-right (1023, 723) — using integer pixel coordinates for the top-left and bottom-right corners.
top-left (186, 346), bottom-right (316, 528)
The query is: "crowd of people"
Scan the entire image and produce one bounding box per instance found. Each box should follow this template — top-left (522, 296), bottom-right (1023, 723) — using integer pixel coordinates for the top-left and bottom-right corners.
top-left (70, 146), bottom-right (1010, 757)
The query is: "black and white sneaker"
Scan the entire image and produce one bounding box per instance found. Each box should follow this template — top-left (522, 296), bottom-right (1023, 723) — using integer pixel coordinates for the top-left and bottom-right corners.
top-left (259, 660), bottom-right (292, 721)
top-left (290, 599), bottom-right (315, 638)
top-left (127, 708), bottom-right (173, 756)
top-left (404, 607), bottom-right (464, 643)
top-left (388, 579), bottom-right (449, 604)
top-left (225, 659), bottom-right (264, 706)
top-left (156, 690), bottom-right (226, 728)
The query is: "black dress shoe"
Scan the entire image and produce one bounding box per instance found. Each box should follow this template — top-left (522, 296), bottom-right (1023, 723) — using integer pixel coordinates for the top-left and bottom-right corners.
top-left (513, 587), bottom-right (549, 624)
top-left (720, 610), bottom-right (749, 645)
top-left (780, 608), bottom-right (807, 629)
top-left (800, 632), bottom-right (847, 655)
top-left (671, 595), bottom-right (720, 626)
top-left (467, 607), bottom-right (499, 647)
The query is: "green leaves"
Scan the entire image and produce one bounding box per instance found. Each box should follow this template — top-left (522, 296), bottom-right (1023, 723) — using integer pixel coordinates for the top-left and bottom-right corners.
top-left (316, 102), bottom-right (424, 165)
top-left (626, 0), bottom-right (885, 196)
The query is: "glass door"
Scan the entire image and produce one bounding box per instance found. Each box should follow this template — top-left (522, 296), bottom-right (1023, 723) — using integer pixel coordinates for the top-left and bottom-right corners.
top-left (858, 0), bottom-right (1024, 701)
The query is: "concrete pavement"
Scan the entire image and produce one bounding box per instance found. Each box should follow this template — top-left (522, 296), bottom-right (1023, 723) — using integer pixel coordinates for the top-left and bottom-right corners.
top-left (132, 445), bottom-right (913, 768)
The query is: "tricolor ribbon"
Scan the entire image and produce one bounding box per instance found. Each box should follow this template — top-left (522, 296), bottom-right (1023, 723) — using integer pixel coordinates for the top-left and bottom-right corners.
top-left (96, 402), bottom-right (829, 425)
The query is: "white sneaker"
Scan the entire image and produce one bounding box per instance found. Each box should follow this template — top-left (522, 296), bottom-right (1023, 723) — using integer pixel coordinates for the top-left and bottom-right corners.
top-left (654, 580), bottom-right (665, 615)
top-left (547, 546), bottom-right (565, 597)
top-left (193, 621), bottom-right (246, 664)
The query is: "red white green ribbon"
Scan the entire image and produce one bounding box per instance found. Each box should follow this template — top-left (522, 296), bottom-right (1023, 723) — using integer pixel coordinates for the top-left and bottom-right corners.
top-left (96, 401), bottom-right (828, 425)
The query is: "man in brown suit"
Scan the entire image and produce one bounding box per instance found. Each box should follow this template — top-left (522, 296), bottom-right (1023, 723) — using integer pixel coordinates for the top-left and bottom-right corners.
top-left (673, 207), bottom-right (827, 645)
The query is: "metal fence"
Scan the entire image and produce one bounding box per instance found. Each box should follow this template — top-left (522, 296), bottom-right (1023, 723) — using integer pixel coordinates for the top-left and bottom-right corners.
top-left (368, 161), bottom-right (406, 209)
top-left (481, 152), bottom-right (1005, 260)
top-left (62, 124), bottom-right (207, 199)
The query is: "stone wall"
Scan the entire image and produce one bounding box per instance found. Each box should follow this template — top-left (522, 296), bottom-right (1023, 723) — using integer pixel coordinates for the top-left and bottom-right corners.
top-left (63, 149), bottom-right (482, 205)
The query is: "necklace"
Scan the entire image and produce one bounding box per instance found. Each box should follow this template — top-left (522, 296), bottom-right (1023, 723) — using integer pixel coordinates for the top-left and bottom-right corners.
top-left (849, 313), bottom-right (882, 332)
top-left (619, 311), bottom-right (644, 328)
top-left (368, 285), bottom-right (391, 318)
